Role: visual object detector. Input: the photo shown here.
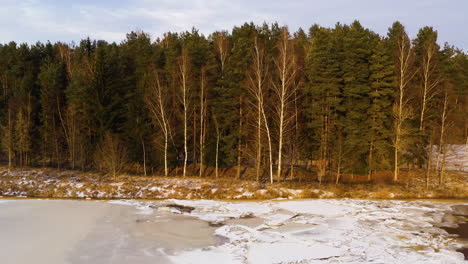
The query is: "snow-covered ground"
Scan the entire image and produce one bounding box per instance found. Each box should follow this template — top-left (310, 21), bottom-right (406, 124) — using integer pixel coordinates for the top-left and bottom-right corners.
top-left (115, 199), bottom-right (468, 264)
top-left (431, 144), bottom-right (468, 172)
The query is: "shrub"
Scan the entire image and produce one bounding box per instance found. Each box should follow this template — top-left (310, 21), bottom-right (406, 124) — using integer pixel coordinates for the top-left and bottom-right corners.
top-left (93, 132), bottom-right (128, 180)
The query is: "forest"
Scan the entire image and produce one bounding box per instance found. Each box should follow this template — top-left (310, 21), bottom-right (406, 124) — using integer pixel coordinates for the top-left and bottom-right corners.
top-left (0, 20), bottom-right (467, 186)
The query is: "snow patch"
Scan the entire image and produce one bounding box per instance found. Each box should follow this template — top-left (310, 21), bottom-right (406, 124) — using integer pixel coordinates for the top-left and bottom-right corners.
top-left (274, 200), bottom-right (352, 217)
top-left (247, 242), bottom-right (342, 263)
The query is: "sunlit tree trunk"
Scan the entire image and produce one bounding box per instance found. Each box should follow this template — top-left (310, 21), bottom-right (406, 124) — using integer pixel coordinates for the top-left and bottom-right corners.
top-left (178, 48), bottom-right (191, 178)
top-left (419, 41), bottom-right (440, 131)
top-left (437, 89), bottom-right (449, 186)
top-left (272, 27), bottom-right (297, 182)
top-left (394, 32), bottom-right (416, 182)
top-left (262, 108), bottom-right (274, 184)
top-left (248, 36), bottom-right (273, 181)
top-left (199, 68), bottom-right (207, 178)
top-left (146, 68), bottom-right (172, 177)
top-left (213, 32), bottom-right (229, 179)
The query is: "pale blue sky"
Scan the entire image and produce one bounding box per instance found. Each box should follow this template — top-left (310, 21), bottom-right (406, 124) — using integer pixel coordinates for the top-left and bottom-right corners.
top-left (0, 0), bottom-right (466, 50)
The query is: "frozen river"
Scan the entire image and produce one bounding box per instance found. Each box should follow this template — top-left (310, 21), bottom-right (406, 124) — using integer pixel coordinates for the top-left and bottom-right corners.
top-left (0, 199), bottom-right (466, 264)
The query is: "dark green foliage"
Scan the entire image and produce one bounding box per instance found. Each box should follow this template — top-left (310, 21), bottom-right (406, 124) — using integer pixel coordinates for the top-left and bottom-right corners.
top-left (0, 21), bottom-right (465, 182)
top-left (304, 24), bottom-right (343, 169)
top-left (340, 21), bottom-right (374, 173)
top-left (368, 39), bottom-right (396, 171)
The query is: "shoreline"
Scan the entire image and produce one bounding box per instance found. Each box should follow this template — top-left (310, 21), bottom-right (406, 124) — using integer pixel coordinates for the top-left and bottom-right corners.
top-left (1, 166), bottom-right (468, 200)
top-left (1, 196), bottom-right (468, 204)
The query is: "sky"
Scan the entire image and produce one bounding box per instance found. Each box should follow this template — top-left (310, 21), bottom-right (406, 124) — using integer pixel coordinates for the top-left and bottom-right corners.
top-left (0, 0), bottom-right (467, 50)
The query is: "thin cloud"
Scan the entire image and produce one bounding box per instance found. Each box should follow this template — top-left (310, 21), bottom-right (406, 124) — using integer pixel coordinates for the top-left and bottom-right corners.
top-left (0, 0), bottom-right (466, 50)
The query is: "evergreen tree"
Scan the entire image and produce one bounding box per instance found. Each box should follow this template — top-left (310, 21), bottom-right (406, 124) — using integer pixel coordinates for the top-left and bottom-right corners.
top-left (38, 59), bottom-right (67, 167)
top-left (341, 21), bottom-right (374, 173)
top-left (0, 22), bottom-right (464, 183)
top-left (368, 39), bottom-right (396, 176)
top-left (304, 24), bottom-right (343, 182)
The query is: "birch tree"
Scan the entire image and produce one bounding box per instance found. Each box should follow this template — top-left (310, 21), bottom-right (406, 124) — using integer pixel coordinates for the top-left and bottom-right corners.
top-left (272, 27), bottom-right (298, 182)
top-left (199, 67), bottom-right (208, 177)
top-left (417, 31), bottom-right (441, 131)
top-left (436, 86), bottom-right (451, 185)
top-left (178, 47), bottom-right (191, 178)
top-left (212, 31), bottom-right (230, 177)
top-left (247, 34), bottom-right (274, 183)
top-left (392, 26), bottom-right (416, 182)
top-left (146, 67), bottom-right (172, 177)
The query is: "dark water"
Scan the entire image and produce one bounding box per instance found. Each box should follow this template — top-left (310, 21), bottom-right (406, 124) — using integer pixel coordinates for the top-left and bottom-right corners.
top-left (443, 205), bottom-right (468, 260)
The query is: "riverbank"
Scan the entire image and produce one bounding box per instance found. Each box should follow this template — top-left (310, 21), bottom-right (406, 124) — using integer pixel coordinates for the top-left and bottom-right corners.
top-left (0, 166), bottom-right (467, 200)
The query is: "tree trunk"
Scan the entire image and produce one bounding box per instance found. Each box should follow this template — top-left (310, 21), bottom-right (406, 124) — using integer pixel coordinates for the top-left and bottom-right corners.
top-left (236, 96), bottom-right (243, 179)
top-left (141, 137), bottom-right (147, 177)
top-left (178, 49), bottom-right (190, 178)
top-left (213, 114), bottom-right (220, 179)
top-left (199, 69), bottom-right (206, 178)
top-left (7, 108), bottom-right (12, 168)
top-left (262, 108), bottom-right (274, 184)
top-left (256, 100), bottom-right (262, 182)
top-left (437, 90), bottom-right (449, 186)
top-left (393, 32), bottom-right (415, 182)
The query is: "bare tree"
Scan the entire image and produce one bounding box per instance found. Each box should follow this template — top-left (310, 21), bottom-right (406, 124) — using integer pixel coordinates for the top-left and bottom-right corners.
top-left (335, 131), bottom-right (344, 184)
top-left (213, 32), bottom-right (229, 74)
top-left (199, 68), bottom-right (208, 177)
top-left (177, 47), bottom-right (191, 178)
top-left (436, 87), bottom-right (451, 186)
top-left (146, 67), bottom-right (172, 177)
top-left (247, 34), bottom-right (274, 183)
top-left (288, 83), bottom-right (302, 180)
top-left (272, 27), bottom-right (298, 182)
top-left (393, 31), bottom-right (417, 182)
top-left (425, 127), bottom-right (437, 188)
top-left (94, 132), bottom-right (128, 180)
top-left (419, 39), bottom-right (441, 131)
top-left (213, 31), bottom-right (230, 179)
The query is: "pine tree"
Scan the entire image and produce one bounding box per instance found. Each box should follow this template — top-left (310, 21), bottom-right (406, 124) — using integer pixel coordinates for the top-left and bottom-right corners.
top-left (38, 60), bottom-right (67, 167)
top-left (213, 23), bottom-right (255, 169)
top-left (341, 21), bottom-right (373, 174)
top-left (368, 39), bottom-right (395, 178)
top-left (305, 24), bottom-right (343, 183)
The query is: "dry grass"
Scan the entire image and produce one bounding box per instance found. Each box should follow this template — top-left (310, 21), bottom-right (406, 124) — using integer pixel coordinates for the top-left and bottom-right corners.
top-left (0, 165), bottom-right (467, 200)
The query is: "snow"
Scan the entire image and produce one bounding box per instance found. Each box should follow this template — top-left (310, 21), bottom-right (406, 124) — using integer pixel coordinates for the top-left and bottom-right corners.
top-left (107, 198), bottom-right (468, 263)
top-left (166, 247), bottom-right (242, 264)
top-left (247, 243), bottom-right (343, 264)
top-left (151, 199), bottom-right (468, 264)
top-left (108, 199), bottom-right (154, 214)
top-left (161, 199), bottom-right (273, 223)
top-left (431, 144), bottom-right (468, 172)
top-left (273, 200), bottom-right (352, 217)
